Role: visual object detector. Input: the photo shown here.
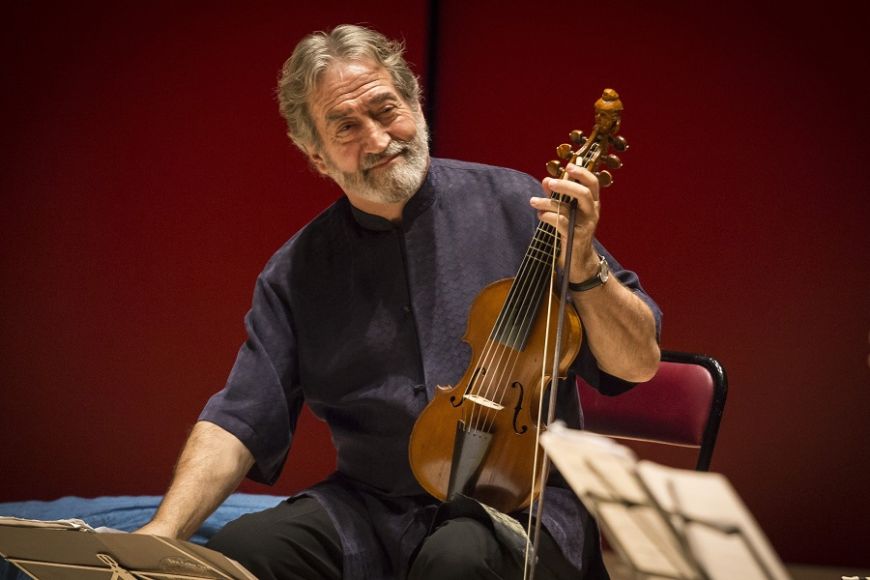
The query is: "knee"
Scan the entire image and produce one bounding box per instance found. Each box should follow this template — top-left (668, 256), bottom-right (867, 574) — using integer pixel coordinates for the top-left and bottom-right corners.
top-left (408, 517), bottom-right (507, 579)
top-left (205, 499), bottom-right (341, 580)
top-left (206, 512), bottom-right (273, 568)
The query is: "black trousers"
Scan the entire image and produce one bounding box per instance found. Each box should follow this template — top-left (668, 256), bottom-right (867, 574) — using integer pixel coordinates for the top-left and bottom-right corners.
top-left (206, 497), bottom-right (609, 579)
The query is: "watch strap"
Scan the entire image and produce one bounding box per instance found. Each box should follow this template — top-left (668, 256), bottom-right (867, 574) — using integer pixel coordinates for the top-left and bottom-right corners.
top-left (568, 255), bottom-right (609, 292)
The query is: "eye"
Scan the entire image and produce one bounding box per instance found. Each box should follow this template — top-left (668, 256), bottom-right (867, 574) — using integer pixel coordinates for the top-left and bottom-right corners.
top-left (336, 121), bottom-right (356, 136)
top-left (378, 105), bottom-right (398, 119)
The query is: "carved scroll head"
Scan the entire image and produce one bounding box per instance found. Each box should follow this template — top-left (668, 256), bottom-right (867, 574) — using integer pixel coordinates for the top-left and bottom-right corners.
top-left (594, 88), bottom-right (623, 135)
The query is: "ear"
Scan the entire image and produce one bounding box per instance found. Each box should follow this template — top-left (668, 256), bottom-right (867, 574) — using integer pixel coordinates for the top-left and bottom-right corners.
top-left (307, 149), bottom-right (329, 176)
top-left (291, 132), bottom-right (329, 176)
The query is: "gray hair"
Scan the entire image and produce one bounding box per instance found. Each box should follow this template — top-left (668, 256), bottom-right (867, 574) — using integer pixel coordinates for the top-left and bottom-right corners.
top-left (277, 24), bottom-right (422, 153)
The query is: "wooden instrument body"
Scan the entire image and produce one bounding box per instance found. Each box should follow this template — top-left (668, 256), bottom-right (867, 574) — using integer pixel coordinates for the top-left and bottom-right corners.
top-left (408, 277), bottom-right (581, 514)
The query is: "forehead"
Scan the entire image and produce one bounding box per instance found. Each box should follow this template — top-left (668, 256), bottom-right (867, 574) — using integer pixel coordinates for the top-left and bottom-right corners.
top-left (311, 59), bottom-right (401, 122)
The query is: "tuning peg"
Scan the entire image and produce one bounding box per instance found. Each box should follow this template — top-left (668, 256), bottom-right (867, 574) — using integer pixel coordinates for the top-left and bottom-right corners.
top-left (569, 130), bottom-right (586, 145)
top-left (596, 170), bottom-right (613, 188)
top-left (602, 154), bottom-right (622, 169)
top-left (556, 143), bottom-right (573, 160)
top-left (610, 135), bottom-right (628, 151)
top-left (546, 160), bottom-right (563, 177)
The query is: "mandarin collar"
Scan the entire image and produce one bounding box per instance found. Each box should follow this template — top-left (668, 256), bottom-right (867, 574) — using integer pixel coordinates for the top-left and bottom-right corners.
top-left (349, 159), bottom-right (438, 231)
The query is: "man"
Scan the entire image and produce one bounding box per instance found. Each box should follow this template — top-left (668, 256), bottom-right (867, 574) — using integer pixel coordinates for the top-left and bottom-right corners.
top-left (138, 24), bottom-right (660, 579)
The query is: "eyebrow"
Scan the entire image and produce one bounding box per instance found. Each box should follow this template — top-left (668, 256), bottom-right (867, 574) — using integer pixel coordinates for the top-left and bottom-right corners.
top-left (325, 92), bottom-right (401, 125)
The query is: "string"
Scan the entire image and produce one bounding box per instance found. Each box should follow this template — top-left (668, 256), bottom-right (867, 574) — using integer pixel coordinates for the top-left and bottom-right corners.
top-left (470, 145), bottom-right (597, 433)
top-left (464, 219), bottom-right (557, 431)
top-left (459, 145), bottom-right (602, 574)
top-left (484, 224), bottom-right (555, 421)
top-left (467, 217), bottom-right (561, 434)
top-left (475, 225), bottom-right (554, 430)
top-left (454, 128), bottom-right (608, 576)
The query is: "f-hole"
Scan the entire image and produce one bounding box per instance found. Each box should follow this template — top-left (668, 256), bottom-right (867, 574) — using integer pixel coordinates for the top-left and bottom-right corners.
top-left (511, 381), bottom-right (528, 434)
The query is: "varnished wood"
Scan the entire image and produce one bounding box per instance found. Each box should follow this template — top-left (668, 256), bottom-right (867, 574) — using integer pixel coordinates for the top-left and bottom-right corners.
top-left (408, 88), bottom-right (627, 516)
top-left (408, 279), bottom-right (581, 513)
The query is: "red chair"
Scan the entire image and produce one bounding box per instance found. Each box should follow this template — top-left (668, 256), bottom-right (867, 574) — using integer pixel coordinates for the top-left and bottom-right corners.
top-left (578, 350), bottom-right (728, 471)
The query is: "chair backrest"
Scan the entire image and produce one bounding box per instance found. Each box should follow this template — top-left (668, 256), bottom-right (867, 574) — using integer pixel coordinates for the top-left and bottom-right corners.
top-left (577, 350), bottom-right (727, 471)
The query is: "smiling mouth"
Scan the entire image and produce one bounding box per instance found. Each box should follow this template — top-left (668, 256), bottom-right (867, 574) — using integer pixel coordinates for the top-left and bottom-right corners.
top-left (367, 151), bottom-right (405, 171)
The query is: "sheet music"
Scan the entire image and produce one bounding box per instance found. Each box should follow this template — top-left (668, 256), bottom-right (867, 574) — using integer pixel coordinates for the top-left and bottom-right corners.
top-left (637, 461), bottom-right (790, 580)
top-left (597, 502), bottom-right (695, 578)
top-left (0, 516), bottom-right (94, 531)
top-left (540, 423), bottom-right (790, 580)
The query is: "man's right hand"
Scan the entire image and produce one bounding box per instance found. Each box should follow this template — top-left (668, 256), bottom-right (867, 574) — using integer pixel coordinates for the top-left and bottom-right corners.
top-left (134, 519), bottom-right (180, 538)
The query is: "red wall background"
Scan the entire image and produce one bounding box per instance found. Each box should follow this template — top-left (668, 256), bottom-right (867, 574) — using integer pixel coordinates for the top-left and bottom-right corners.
top-left (2, 0), bottom-right (867, 568)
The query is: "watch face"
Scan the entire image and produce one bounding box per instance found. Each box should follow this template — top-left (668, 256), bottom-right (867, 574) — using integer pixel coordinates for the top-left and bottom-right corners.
top-left (600, 258), bottom-right (610, 283)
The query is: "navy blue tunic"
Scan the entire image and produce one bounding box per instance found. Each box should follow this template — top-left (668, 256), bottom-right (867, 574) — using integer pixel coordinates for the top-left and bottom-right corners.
top-left (200, 158), bottom-right (661, 579)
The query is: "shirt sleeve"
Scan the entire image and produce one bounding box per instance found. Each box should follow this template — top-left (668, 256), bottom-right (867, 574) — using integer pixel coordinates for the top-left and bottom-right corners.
top-left (199, 267), bottom-right (303, 485)
top-left (571, 239), bottom-right (662, 396)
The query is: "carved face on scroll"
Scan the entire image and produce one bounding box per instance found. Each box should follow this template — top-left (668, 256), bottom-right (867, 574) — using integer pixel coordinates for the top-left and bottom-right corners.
top-left (594, 88), bottom-right (624, 135)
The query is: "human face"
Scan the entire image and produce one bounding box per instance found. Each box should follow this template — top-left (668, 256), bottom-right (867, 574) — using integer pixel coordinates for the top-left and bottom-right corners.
top-left (595, 110), bottom-right (615, 133)
top-left (307, 59), bottom-right (429, 207)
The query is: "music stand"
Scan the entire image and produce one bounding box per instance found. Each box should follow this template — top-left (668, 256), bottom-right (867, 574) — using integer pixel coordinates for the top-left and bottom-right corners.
top-left (540, 423), bottom-right (790, 580)
top-left (0, 517), bottom-right (255, 579)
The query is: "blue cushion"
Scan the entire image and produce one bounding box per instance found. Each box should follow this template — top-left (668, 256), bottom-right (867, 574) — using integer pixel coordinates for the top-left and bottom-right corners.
top-left (0, 493), bottom-right (286, 579)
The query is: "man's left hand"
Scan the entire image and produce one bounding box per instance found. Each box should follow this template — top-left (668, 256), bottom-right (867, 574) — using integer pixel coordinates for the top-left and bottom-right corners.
top-left (531, 163), bottom-right (602, 283)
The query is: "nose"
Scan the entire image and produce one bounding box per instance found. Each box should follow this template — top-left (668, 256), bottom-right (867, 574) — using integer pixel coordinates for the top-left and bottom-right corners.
top-left (362, 118), bottom-right (391, 154)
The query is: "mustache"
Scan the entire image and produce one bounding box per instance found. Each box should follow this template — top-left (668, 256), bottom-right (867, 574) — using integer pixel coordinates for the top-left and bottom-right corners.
top-left (361, 140), bottom-right (409, 170)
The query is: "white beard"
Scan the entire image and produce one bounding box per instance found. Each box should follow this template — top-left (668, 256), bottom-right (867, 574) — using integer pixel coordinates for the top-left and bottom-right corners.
top-left (320, 113), bottom-right (430, 205)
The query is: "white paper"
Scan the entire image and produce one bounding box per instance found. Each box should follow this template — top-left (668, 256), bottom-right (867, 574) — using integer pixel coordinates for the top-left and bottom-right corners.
top-left (540, 424), bottom-right (789, 580)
